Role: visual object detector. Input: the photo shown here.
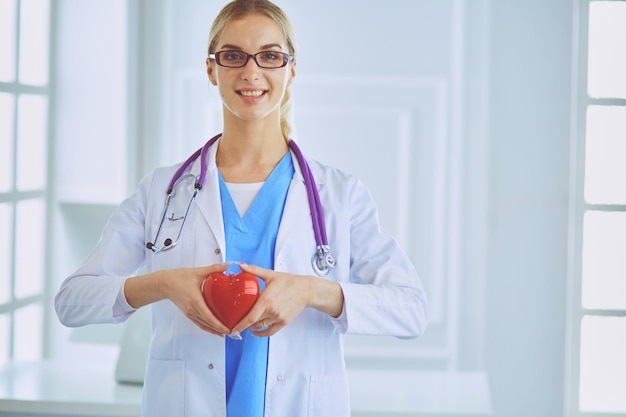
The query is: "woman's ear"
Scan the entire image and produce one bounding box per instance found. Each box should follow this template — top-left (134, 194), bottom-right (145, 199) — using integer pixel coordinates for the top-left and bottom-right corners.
top-left (287, 59), bottom-right (296, 86)
top-left (206, 58), bottom-right (218, 86)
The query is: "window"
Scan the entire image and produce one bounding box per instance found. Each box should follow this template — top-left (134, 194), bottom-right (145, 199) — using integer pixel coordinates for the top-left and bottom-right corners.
top-left (0, 0), bottom-right (51, 364)
top-left (569, 1), bottom-right (626, 415)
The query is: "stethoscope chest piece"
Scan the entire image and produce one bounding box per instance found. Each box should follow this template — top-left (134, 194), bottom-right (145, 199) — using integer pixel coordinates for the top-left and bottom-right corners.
top-left (312, 245), bottom-right (336, 277)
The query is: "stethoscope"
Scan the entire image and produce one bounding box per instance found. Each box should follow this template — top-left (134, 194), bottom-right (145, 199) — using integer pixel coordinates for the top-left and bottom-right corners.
top-left (145, 133), bottom-right (336, 277)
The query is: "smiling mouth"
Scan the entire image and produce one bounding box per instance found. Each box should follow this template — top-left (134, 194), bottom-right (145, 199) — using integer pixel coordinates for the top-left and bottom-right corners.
top-left (238, 90), bottom-right (266, 97)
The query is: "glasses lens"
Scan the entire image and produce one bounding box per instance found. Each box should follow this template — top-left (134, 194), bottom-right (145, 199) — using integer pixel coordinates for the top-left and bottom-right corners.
top-left (256, 51), bottom-right (286, 68)
top-left (217, 51), bottom-right (247, 67)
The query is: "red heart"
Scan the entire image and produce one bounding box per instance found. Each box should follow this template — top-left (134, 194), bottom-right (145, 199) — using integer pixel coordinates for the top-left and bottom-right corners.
top-left (201, 271), bottom-right (260, 329)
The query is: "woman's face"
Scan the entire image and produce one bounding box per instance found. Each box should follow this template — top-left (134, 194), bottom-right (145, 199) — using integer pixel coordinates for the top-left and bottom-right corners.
top-left (206, 13), bottom-right (295, 125)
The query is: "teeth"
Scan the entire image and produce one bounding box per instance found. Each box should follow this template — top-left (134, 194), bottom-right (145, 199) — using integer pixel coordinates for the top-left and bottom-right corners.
top-left (240, 90), bottom-right (264, 97)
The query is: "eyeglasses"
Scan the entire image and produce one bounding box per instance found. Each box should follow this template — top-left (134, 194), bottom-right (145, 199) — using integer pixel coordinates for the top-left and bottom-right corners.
top-left (209, 50), bottom-right (293, 69)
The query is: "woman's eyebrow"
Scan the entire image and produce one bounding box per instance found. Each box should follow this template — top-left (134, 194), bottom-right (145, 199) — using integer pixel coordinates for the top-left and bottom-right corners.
top-left (220, 43), bottom-right (284, 51)
top-left (260, 43), bottom-right (284, 50)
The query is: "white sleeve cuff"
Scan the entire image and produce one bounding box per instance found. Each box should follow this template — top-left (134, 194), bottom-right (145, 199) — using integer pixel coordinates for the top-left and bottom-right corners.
top-left (329, 288), bottom-right (348, 333)
top-left (112, 278), bottom-right (137, 321)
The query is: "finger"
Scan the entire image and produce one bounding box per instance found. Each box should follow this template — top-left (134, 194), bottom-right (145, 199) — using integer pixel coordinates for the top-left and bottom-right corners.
top-left (194, 266), bottom-right (232, 333)
top-left (198, 262), bottom-right (231, 276)
top-left (193, 300), bottom-right (230, 334)
top-left (200, 317), bottom-right (230, 335)
top-left (231, 301), bottom-right (268, 334)
top-left (193, 315), bottom-right (229, 335)
top-left (249, 319), bottom-right (269, 330)
top-left (189, 317), bottom-right (226, 336)
top-left (237, 262), bottom-right (272, 283)
top-left (252, 322), bottom-right (284, 337)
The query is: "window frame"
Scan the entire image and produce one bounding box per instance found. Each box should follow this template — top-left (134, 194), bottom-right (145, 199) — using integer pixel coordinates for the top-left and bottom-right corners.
top-left (566, 0), bottom-right (626, 415)
top-left (0, 0), bottom-right (52, 364)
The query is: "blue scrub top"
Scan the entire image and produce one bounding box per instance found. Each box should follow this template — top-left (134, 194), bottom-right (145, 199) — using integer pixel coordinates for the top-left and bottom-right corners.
top-left (218, 153), bottom-right (294, 417)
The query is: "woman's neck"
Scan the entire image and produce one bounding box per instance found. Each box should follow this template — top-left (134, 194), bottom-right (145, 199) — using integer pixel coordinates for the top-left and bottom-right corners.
top-left (216, 123), bottom-right (289, 183)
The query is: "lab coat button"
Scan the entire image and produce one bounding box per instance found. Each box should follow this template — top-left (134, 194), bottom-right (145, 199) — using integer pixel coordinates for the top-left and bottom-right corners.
top-left (208, 363), bottom-right (214, 370)
top-left (214, 248), bottom-right (221, 255)
top-left (276, 374), bottom-right (284, 381)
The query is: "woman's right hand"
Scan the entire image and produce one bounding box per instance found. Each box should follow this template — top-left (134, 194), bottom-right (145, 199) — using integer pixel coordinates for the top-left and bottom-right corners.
top-left (124, 263), bottom-right (231, 336)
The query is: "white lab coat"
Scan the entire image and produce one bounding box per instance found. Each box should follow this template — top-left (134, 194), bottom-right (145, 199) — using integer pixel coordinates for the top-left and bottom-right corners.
top-left (55, 139), bottom-right (428, 417)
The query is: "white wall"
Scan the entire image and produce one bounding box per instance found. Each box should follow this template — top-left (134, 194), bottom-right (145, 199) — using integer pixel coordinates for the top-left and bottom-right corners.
top-left (482, 1), bottom-right (573, 416)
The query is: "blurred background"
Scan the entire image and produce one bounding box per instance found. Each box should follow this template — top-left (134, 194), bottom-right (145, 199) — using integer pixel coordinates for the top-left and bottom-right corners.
top-left (1, 0), bottom-right (625, 416)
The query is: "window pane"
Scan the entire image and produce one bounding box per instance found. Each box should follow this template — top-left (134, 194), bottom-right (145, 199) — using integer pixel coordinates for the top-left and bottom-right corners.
top-left (580, 316), bottom-right (626, 412)
top-left (14, 303), bottom-right (43, 361)
top-left (0, 0), bottom-right (17, 82)
top-left (588, 2), bottom-right (626, 98)
top-left (582, 211), bottom-right (626, 310)
top-left (584, 105), bottom-right (626, 204)
top-left (18, 0), bottom-right (50, 86)
top-left (14, 198), bottom-right (45, 299)
top-left (0, 93), bottom-right (15, 192)
top-left (0, 204), bottom-right (12, 304)
top-left (16, 94), bottom-right (47, 191)
top-left (0, 314), bottom-right (9, 365)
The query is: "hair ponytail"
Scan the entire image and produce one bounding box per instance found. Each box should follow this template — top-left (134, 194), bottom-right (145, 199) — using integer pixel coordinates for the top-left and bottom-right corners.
top-left (280, 86), bottom-right (294, 140)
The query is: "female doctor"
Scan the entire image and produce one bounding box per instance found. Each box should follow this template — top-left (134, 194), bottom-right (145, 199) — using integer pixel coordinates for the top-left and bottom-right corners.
top-left (55, 1), bottom-right (428, 416)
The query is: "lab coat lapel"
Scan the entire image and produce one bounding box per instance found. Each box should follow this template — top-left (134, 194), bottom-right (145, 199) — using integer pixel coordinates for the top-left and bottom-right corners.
top-left (275, 150), bottom-right (321, 261)
top-left (191, 139), bottom-right (226, 254)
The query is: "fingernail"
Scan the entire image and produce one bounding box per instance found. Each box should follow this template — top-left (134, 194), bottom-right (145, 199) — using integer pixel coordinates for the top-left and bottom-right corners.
top-left (237, 262), bottom-right (248, 267)
top-left (228, 331), bottom-right (242, 340)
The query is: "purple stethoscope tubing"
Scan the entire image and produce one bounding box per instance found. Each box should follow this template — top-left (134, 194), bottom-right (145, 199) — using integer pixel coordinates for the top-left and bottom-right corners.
top-left (286, 139), bottom-right (326, 245)
top-left (146, 133), bottom-right (336, 276)
top-left (166, 134), bottom-right (220, 192)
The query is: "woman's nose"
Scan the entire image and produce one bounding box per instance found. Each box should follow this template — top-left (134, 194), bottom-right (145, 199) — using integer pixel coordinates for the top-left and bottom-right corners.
top-left (240, 56), bottom-right (261, 81)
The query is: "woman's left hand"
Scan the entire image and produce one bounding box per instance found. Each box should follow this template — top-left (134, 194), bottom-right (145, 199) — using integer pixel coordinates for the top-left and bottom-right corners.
top-left (232, 263), bottom-right (344, 337)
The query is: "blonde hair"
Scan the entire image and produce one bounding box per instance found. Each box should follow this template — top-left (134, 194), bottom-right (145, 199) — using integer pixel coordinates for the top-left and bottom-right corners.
top-left (208, 0), bottom-right (297, 139)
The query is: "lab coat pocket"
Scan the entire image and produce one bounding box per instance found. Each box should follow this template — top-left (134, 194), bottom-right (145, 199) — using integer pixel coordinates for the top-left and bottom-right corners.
top-left (308, 374), bottom-right (350, 417)
top-left (142, 358), bottom-right (185, 417)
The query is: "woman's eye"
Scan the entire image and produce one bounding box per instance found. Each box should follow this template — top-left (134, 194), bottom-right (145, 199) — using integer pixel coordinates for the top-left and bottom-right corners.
top-left (260, 52), bottom-right (280, 61)
top-left (223, 51), bottom-right (244, 61)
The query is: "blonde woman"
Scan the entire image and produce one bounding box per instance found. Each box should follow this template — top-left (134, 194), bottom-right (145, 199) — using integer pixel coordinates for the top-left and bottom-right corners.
top-left (55, 1), bottom-right (428, 416)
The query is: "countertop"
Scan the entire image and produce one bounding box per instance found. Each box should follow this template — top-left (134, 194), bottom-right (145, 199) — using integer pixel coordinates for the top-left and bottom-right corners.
top-left (0, 360), bottom-right (492, 416)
